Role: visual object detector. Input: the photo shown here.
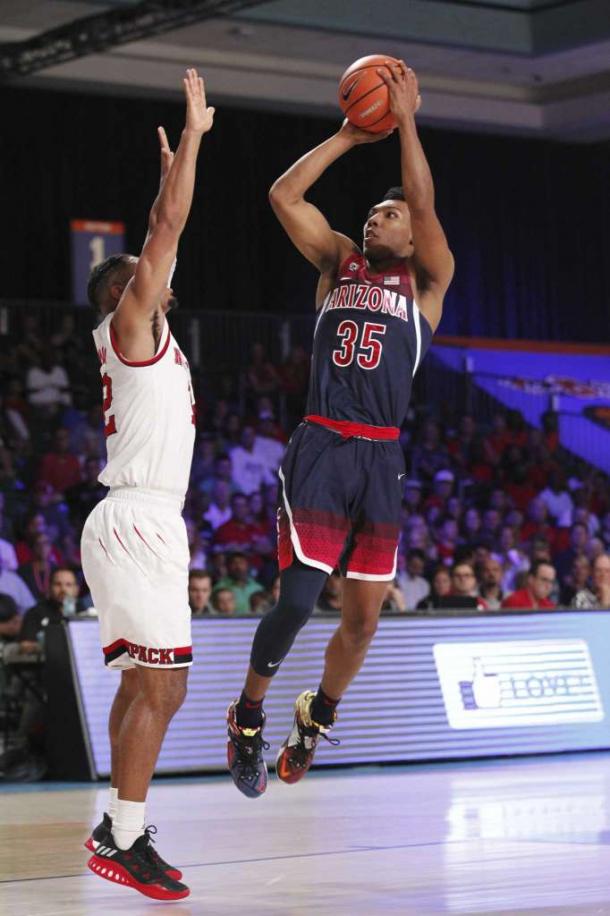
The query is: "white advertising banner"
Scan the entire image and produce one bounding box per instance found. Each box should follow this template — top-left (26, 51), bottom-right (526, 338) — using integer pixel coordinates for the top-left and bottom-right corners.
top-left (434, 639), bottom-right (604, 729)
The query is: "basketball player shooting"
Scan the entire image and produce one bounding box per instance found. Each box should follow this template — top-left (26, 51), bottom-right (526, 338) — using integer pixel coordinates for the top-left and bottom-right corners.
top-left (80, 69), bottom-right (213, 901)
top-left (227, 61), bottom-right (454, 795)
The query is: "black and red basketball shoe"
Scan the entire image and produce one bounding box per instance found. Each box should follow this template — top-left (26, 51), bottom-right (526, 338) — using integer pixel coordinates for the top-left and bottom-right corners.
top-left (87, 828), bottom-right (189, 901)
top-left (85, 815), bottom-right (182, 880)
top-left (84, 812), bottom-right (112, 854)
top-left (276, 690), bottom-right (339, 784)
top-left (226, 700), bottom-right (269, 798)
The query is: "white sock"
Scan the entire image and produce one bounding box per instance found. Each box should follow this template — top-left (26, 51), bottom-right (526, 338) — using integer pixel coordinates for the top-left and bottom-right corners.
top-left (108, 786), bottom-right (119, 822)
top-left (113, 798), bottom-right (146, 851)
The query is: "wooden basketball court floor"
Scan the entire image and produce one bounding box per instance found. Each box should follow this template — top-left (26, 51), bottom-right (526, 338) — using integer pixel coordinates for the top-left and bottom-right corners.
top-left (3, 753), bottom-right (610, 915)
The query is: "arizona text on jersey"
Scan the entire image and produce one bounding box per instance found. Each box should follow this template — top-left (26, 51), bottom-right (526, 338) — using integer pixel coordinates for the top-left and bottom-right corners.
top-left (307, 254), bottom-right (432, 428)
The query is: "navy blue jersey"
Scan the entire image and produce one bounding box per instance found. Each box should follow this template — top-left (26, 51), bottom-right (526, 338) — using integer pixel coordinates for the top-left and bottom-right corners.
top-left (306, 253), bottom-right (433, 427)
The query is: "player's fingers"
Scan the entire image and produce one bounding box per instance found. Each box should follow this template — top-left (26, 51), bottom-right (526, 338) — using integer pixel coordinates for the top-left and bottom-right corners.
top-left (376, 67), bottom-right (392, 85)
top-left (157, 126), bottom-right (169, 150)
top-left (199, 77), bottom-right (206, 106)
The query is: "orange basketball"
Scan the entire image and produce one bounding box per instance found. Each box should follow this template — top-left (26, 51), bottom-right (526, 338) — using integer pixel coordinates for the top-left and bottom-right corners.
top-left (338, 54), bottom-right (399, 133)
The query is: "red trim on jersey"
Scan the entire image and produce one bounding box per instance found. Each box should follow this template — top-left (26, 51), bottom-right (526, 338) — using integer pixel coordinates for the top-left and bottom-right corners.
top-left (109, 320), bottom-right (171, 367)
top-left (348, 527), bottom-right (400, 576)
top-left (278, 505), bottom-right (398, 576)
top-left (102, 639), bottom-right (193, 665)
top-left (305, 414), bottom-right (399, 441)
top-left (277, 505), bottom-right (294, 571)
top-left (103, 638), bottom-right (127, 656)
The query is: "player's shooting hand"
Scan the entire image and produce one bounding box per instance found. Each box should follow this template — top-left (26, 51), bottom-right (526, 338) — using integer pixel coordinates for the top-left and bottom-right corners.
top-left (183, 68), bottom-right (215, 135)
top-left (377, 60), bottom-right (422, 123)
top-left (157, 126), bottom-right (174, 182)
top-left (338, 118), bottom-right (394, 145)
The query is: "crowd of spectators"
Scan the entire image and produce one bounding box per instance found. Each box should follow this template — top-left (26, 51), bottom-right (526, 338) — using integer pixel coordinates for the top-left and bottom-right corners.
top-left (1, 311), bottom-right (610, 656)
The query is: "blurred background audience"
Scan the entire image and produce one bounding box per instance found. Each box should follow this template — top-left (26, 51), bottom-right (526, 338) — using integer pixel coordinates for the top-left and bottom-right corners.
top-left (1, 330), bottom-right (609, 629)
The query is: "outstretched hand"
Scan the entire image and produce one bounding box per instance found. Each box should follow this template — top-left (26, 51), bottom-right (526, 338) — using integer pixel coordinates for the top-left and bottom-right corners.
top-left (338, 118), bottom-right (394, 145)
top-left (183, 68), bottom-right (215, 135)
top-left (377, 60), bottom-right (422, 123)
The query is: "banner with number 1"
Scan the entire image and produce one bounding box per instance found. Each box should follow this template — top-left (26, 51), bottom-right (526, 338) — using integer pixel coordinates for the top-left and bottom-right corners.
top-left (70, 219), bottom-right (125, 306)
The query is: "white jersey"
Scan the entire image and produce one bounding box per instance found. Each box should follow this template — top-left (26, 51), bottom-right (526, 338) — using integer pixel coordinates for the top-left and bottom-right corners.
top-left (92, 314), bottom-right (196, 499)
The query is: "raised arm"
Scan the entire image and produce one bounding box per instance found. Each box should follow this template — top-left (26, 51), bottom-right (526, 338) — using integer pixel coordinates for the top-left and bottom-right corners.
top-left (379, 62), bottom-right (454, 331)
top-left (269, 122), bottom-right (392, 278)
top-left (147, 126), bottom-right (175, 236)
top-left (113, 69), bottom-right (214, 353)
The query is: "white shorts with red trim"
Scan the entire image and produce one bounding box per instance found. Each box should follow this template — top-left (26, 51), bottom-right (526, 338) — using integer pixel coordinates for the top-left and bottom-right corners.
top-left (81, 487), bottom-right (192, 670)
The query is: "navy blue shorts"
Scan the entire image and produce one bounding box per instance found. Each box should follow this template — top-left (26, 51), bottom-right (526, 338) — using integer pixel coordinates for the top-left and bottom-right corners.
top-left (277, 420), bottom-right (405, 581)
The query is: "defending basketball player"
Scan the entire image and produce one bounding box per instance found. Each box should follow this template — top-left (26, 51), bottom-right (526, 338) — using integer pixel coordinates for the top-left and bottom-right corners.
top-left (227, 62), bottom-right (454, 795)
top-left (80, 69), bottom-right (213, 901)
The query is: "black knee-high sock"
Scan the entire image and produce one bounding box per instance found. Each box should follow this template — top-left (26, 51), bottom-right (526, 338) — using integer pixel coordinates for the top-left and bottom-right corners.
top-left (235, 691), bottom-right (264, 729)
top-left (310, 684), bottom-right (341, 727)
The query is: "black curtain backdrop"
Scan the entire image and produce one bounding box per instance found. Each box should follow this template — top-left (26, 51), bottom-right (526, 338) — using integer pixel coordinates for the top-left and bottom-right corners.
top-left (1, 84), bottom-right (608, 342)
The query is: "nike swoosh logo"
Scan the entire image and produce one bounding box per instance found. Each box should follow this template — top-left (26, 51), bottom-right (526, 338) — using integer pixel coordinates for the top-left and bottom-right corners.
top-left (267, 659), bottom-right (283, 669)
top-left (342, 77), bottom-right (361, 102)
top-left (398, 473), bottom-right (406, 480)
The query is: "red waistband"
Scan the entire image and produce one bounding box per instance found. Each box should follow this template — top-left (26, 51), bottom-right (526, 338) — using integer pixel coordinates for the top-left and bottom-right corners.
top-left (304, 414), bottom-right (400, 441)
